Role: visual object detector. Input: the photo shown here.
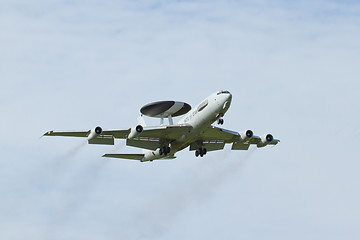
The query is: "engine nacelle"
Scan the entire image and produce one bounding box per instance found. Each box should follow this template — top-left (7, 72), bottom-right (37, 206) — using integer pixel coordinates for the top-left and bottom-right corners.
top-left (143, 148), bottom-right (162, 161)
top-left (257, 134), bottom-right (274, 148)
top-left (128, 125), bottom-right (143, 139)
top-left (239, 130), bottom-right (253, 141)
top-left (88, 126), bottom-right (102, 140)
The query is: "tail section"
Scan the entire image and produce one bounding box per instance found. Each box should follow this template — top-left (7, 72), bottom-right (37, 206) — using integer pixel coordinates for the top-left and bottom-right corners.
top-left (102, 153), bottom-right (144, 161)
top-left (102, 150), bottom-right (176, 162)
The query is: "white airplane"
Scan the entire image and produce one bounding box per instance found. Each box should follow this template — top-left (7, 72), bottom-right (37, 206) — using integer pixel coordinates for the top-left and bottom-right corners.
top-left (43, 91), bottom-right (279, 162)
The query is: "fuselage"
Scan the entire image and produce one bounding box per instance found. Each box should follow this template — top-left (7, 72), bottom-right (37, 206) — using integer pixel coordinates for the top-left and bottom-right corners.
top-left (143, 91), bottom-right (232, 161)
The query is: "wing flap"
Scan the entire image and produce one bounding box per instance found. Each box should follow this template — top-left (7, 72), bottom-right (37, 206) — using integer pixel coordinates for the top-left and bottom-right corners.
top-left (88, 135), bottom-right (114, 145)
top-left (126, 138), bottom-right (160, 150)
top-left (231, 142), bottom-right (250, 150)
top-left (102, 129), bottom-right (130, 139)
top-left (190, 141), bottom-right (225, 152)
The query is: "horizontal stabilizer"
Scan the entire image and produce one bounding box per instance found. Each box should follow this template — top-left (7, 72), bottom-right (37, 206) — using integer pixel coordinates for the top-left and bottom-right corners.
top-left (102, 154), bottom-right (144, 160)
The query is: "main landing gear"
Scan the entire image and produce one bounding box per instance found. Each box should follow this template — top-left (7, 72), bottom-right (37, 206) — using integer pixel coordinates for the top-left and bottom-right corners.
top-left (159, 146), bottom-right (171, 156)
top-left (195, 148), bottom-right (207, 157)
top-left (217, 118), bottom-right (224, 125)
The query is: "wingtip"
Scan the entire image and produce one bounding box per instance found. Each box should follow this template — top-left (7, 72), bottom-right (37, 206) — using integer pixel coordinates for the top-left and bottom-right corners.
top-left (43, 130), bottom-right (53, 136)
top-left (41, 131), bottom-right (52, 139)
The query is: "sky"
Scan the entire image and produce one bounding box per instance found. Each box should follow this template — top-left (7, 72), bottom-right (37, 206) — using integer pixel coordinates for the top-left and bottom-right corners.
top-left (1, 0), bottom-right (360, 239)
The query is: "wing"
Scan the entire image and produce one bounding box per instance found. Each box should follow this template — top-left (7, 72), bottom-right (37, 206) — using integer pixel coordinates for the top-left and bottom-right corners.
top-left (43, 129), bottom-right (129, 138)
top-left (190, 125), bottom-right (280, 151)
top-left (43, 130), bottom-right (90, 137)
top-left (43, 125), bottom-right (191, 139)
top-left (247, 136), bottom-right (280, 146)
top-left (43, 125), bottom-right (193, 148)
top-left (199, 125), bottom-right (240, 142)
top-left (43, 129), bottom-right (129, 145)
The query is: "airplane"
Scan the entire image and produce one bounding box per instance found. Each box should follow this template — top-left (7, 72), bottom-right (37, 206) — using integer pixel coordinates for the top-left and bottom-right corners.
top-left (43, 90), bottom-right (279, 162)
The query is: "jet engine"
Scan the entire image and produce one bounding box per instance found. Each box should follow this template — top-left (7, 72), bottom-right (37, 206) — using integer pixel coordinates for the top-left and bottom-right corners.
top-left (128, 125), bottom-right (143, 139)
top-left (239, 130), bottom-right (253, 141)
top-left (257, 134), bottom-right (274, 148)
top-left (143, 148), bottom-right (162, 161)
top-left (88, 126), bottom-right (102, 140)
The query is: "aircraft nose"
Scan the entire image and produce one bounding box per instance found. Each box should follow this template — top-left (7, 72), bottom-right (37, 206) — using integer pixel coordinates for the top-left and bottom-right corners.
top-left (220, 92), bottom-right (232, 112)
top-left (224, 92), bottom-right (232, 104)
top-left (227, 92), bottom-right (232, 101)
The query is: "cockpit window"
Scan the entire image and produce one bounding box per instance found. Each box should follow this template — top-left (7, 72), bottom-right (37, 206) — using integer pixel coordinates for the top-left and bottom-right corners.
top-left (197, 99), bottom-right (208, 112)
top-left (217, 90), bottom-right (230, 95)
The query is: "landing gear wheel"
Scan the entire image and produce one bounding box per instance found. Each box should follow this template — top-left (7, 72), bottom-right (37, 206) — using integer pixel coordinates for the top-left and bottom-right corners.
top-left (162, 146), bottom-right (170, 155)
top-left (162, 146), bottom-right (167, 156)
top-left (195, 147), bottom-right (207, 157)
top-left (195, 150), bottom-right (199, 157)
top-left (159, 148), bottom-right (163, 155)
top-left (198, 148), bottom-right (205, 157)
top-left (217, 118), bottom-right (224, 125)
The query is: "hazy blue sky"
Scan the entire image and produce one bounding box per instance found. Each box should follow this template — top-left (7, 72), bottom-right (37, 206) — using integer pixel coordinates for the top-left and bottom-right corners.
top-left (1, 0), bottom-right (360, 239)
